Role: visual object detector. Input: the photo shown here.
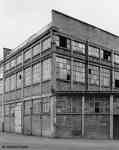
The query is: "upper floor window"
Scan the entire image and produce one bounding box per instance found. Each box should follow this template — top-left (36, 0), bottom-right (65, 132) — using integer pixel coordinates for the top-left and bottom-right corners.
top-left (101, 49), bottom-right (111, 61)
top-left (16, 71), bottom-right (22, 88)
top-left (33, 43), bottom-right (41, 56)
top-left (73, 61), bottom-right (85, 83)
top-left (88, 46), bottom-right (99, 57)
top-left (24, 49), bottom-right (32, 60)
top-left (10, 74), bottom-right (16, 90)
top-left (56, 57), bottom-right (71, 81)
top-left (114, 71), bottom-right (119, 88)
top-left (72, 41), bottom-right (85, 54)
top-left (42, 59), bottom-right (51, 81)
top-left (114, 54), bottom-right (119, 64)
top-left (88, 65), bottom-right (99, 85)
top-left (5, 77), bottom-right (10, 92)
top-left (54, 35), bottom-right (70, 49)
top-left (17, 54), bottom-right (23, 65)
top-left (24, 67), bottom-right (32, 86)
top-left (33, 63), bottom-right (41, 83)
top-left (100, 68), bottom-right (110, 87)
top-left (5, 63), bottom-right (10, 71)
top-left (42, 37), bottom-right (51, 51)
top-left (10, 59), bottom-right (16, 68)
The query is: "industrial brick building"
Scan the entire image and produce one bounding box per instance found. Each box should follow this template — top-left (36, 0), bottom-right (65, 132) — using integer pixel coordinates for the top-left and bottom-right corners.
top-left (2, 10), bottom-right (119, 139)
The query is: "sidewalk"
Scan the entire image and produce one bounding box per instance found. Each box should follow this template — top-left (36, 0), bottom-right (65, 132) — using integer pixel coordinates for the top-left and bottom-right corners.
top-left (0, 133), bottom-right (119, 150)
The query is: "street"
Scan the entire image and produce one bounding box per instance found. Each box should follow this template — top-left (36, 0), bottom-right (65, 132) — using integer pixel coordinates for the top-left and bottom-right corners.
top-left (0, 133), bottom-right (119, 150)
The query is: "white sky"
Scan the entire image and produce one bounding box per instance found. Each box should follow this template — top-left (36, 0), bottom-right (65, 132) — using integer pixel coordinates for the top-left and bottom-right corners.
top-left (0, 0), bottom-right (119, 58)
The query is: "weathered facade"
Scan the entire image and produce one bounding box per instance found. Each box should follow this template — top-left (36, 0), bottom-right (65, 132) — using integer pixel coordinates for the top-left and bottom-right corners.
top-left (2, 10), bottom-right (119, 139)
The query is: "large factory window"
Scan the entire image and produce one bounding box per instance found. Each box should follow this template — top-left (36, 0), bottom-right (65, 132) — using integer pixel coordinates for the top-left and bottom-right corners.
top-left (100, 68), bottom-right (110, 87)
top-left (42, 59), bottom-right (51, 81)
top-left (56, 57), bottom-right (71, 81)
top-left (33, 63), bottom-right (41, 83)
top-left (88, 65), bottom-right (99, 85)
top-left (24, 67), bottom-right (32, 86)
top-left (72, 41), bottom-right (85, 54)
top-left (73, 61), bottom-right (85, 83)
top-left (88, 46), bottom-right (99, 57)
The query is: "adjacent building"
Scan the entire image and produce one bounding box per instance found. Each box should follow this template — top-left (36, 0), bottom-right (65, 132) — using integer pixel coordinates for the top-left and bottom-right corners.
top-left (2, 10), bottom-right (119, 139)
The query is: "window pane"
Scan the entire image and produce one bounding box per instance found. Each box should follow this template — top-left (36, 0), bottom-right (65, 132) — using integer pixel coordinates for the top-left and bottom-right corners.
top-left (114, 54), bottom-right (119, 64)
top-left (88, 65), bottom-right (99, 85)
top-left (72, 41), bottom-right (85, 54)
top-left (5, 77), bottom-right (10, 92)
top-left (17, 55), bottom-right (23, 64)
top-left (43, 59), bottom-right (51, 81)
top-left (10, 74), bottom-right (16, 90)
top-left (24, 101), bottom-right (32, 115)
top-left (33, 43), bottom-right (41, 56)
top-left (101, 49), bottom-right (111, 61)
top-left (42, 38), bottom-right (51, 51)
top-left (5, 63), bottom-right (10, 70)
top-left (73, 61), bottom-right (85, 83)
top-left (16, 72), bottom-right (22, 88)
top-left (33, 63), bottom-right (41, 83)
top-left (33, 100), bottom-right (41, 113)
top-left (56, 57), bottom-right (71, 80)
top-left (10, 59), bottom-right (16, 68)
top-left (24, 67), bottom-right (32, 86)
top-left (100, 68), bottom-right (110, 87)
top-left (88, 46), bottom-right (99, 57)
top-left (24, 49), bottom-right (32, 60)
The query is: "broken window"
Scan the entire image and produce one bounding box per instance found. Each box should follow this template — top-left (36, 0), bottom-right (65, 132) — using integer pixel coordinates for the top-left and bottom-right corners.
top-left (95, 102), bottom-right (100, 113)
top-left (88, 65), bottom-right (99, 85)
top-left (101, 50), bottom-right (111, 61)
top-left (56, 57), bottom-right (71, 81)
top-left (115, 71), bottom-right (119, 88)
top-left (53, 35), bottom-right (70, 49)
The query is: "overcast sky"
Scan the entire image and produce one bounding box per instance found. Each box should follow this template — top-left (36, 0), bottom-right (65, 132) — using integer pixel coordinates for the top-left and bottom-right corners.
top-left (0, 0), bottom-right (119, 58)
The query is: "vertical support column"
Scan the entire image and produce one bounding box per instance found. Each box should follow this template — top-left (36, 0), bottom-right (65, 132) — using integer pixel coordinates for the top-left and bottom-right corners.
top-left (50, 96), bottom-right (56, 137)
top-left (110, 95), bottom-right (113, 139)
top-left (111, 50), bottom-right (114, 90)
top-left (21, 50), bottom-right (24, 134)
top-left (85, 41), bottom-right (88, 91)
top-left (70, 40), bottom-right (73, 90)
top-left (82, 95), bottom-right (85, 137)
top-left (51, 35), bottom-right (56, 93)
top-left (99, 48), bottom-right (101, 90)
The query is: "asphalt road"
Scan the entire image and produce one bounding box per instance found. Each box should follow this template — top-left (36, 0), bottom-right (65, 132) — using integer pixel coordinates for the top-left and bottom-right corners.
top-left (0, 133), bottom-right (119, 150)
